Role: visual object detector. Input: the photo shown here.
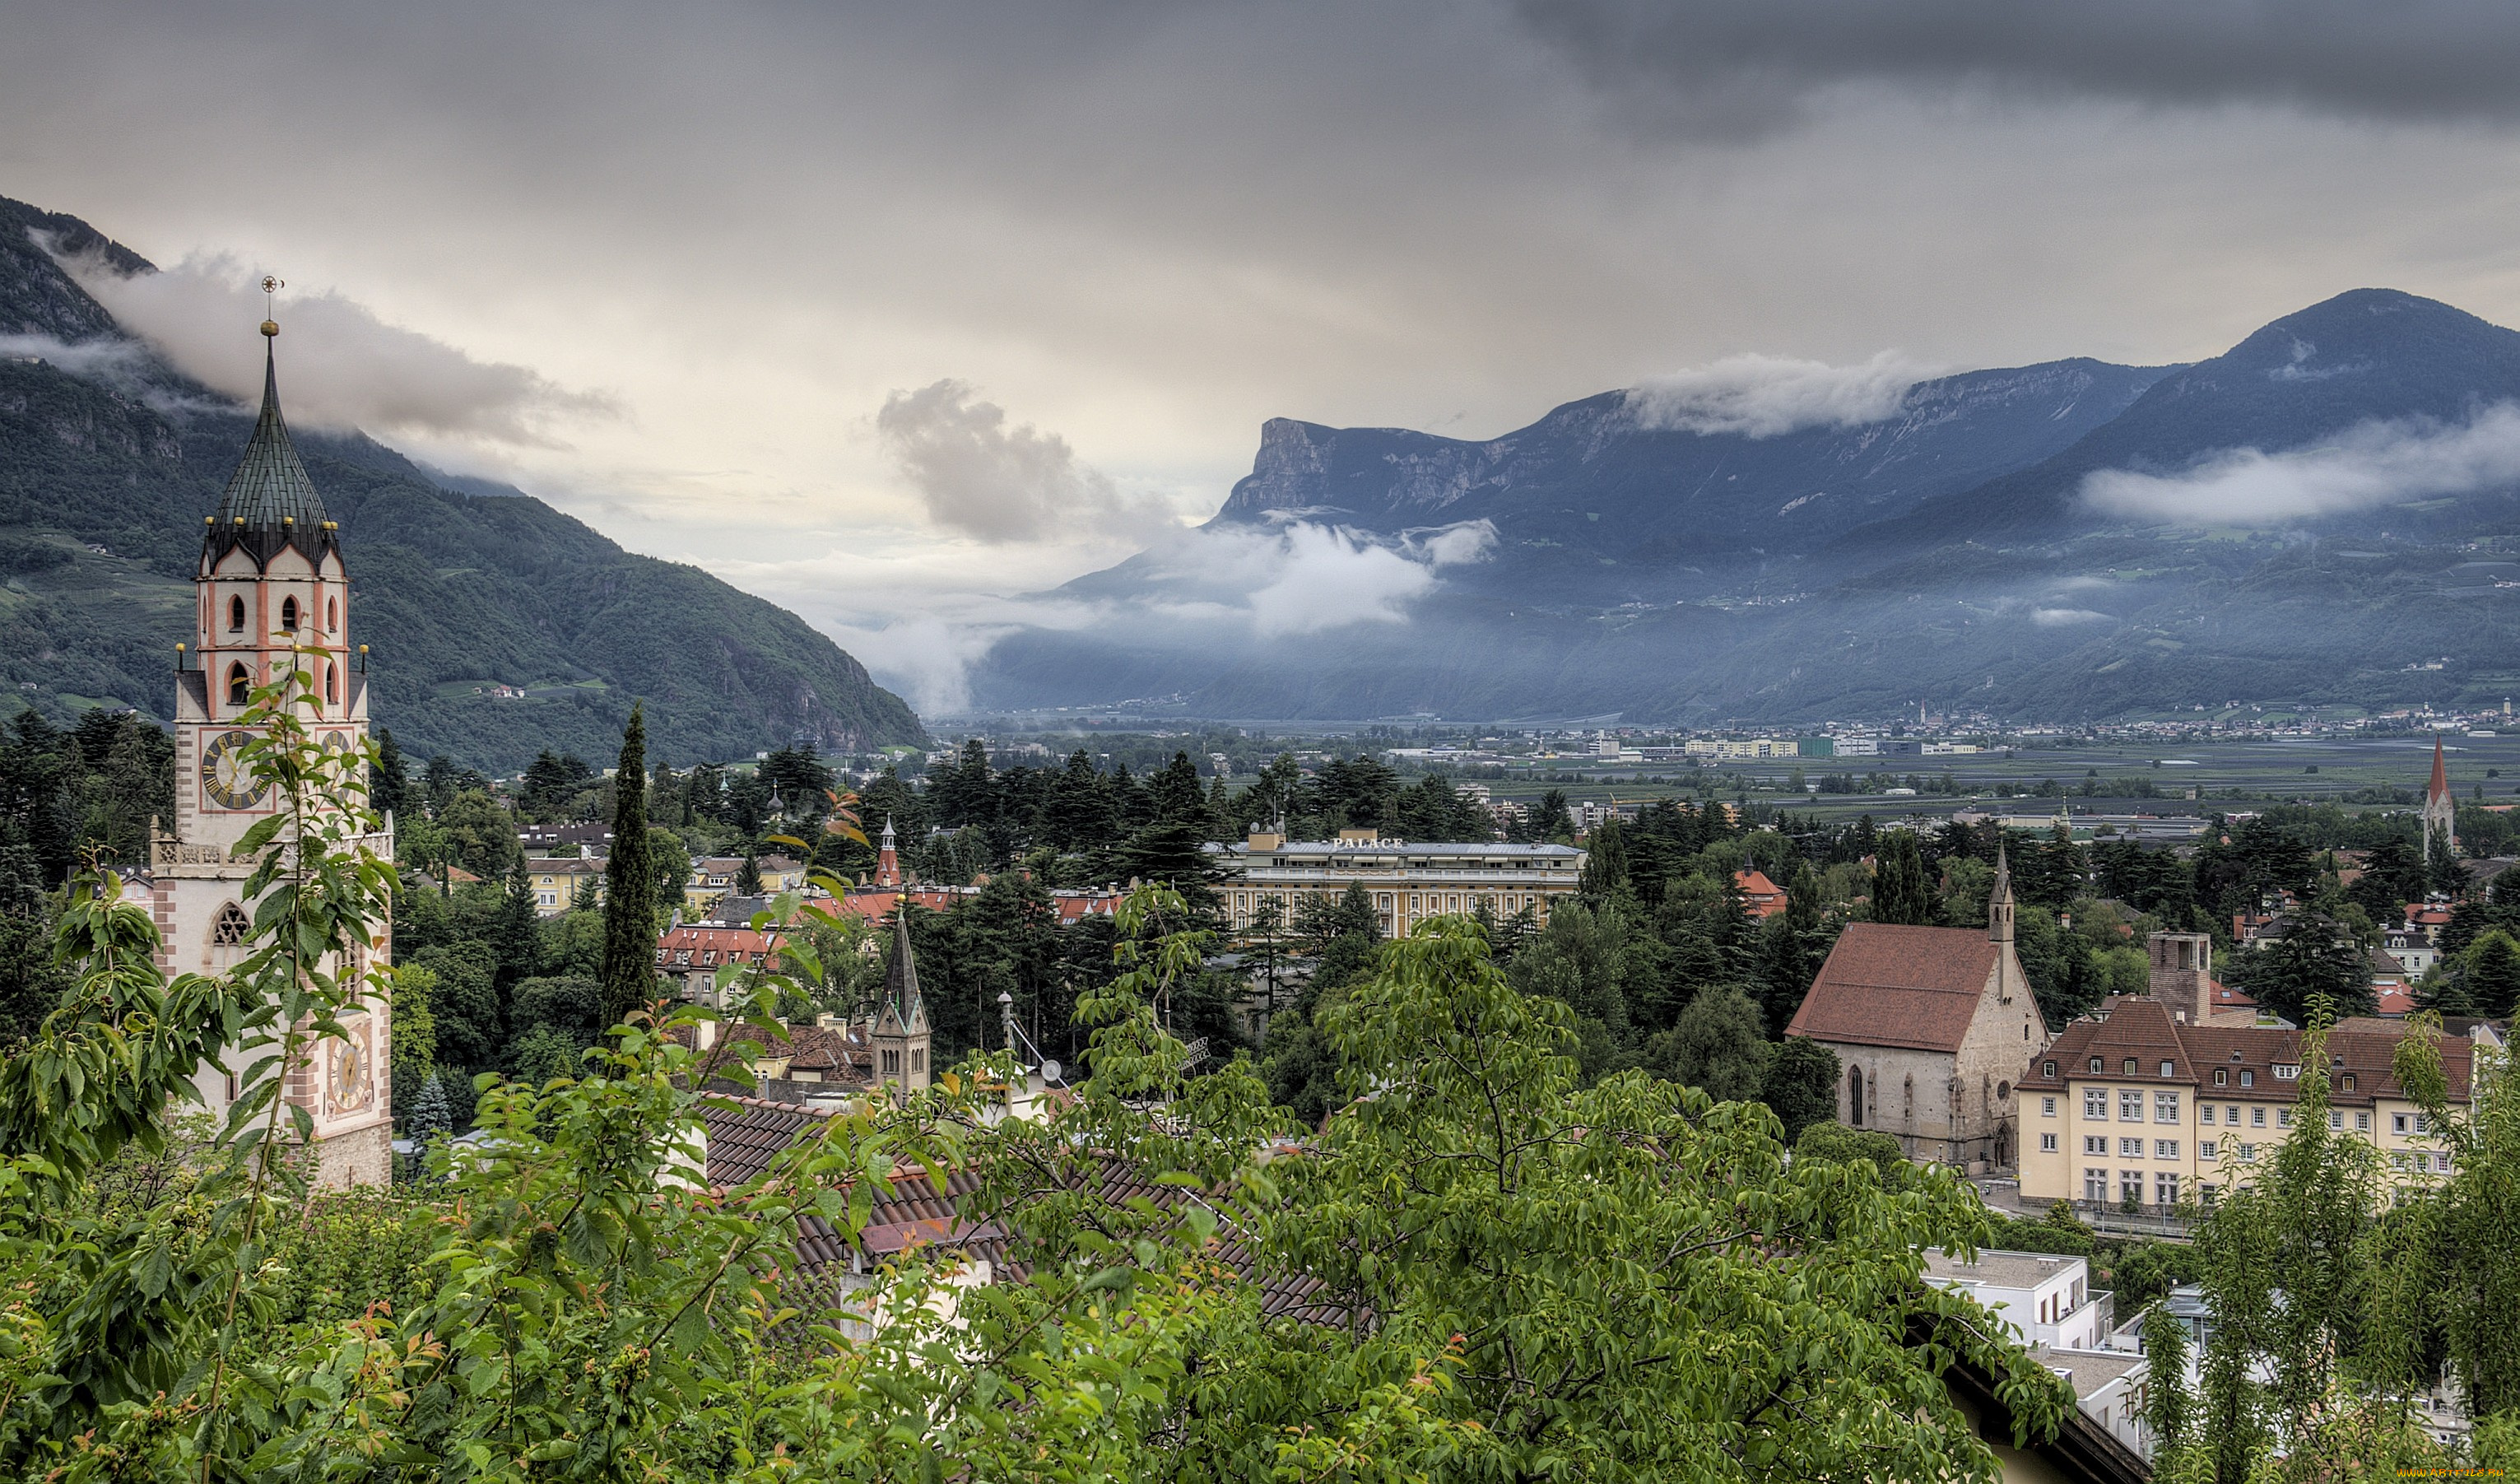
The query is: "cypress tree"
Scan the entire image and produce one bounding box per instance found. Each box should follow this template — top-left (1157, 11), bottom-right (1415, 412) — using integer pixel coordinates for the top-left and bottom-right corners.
top-left (598, 706), bottom-right (657, 1034)
top-left (371, 726), bottom-right (410, 819)
top-left (1870, 832), bottom-right (1936, 926)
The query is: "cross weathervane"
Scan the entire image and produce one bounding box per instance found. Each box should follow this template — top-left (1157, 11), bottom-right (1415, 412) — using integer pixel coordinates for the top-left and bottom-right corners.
top-left (261, 275), bottom-right (284, 308)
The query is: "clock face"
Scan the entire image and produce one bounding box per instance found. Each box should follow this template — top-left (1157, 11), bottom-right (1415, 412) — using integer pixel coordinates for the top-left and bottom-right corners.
top-left (330, 1034), bottom-right (370, 1112)
top-left (201, 729), bottom-right (267, 810)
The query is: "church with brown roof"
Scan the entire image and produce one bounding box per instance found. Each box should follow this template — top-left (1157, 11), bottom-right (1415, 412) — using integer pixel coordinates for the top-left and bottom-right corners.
top-left (1787, 849), bottom-right (2052, 1171)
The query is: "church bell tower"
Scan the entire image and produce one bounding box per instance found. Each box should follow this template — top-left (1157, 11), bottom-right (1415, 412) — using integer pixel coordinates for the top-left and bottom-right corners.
top-left (152, 316), bottom-right (395, 1187)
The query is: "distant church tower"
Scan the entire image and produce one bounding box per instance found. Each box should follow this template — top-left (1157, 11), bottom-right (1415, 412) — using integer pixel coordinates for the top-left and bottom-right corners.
top-left (151, 318), bottom-right (395, 1187)
top-left (872, 910), bottom-right (932, 1100)
top-left (2423, 734), bottom-right (2457, 862)
top-left (875, 815), bottom-right (901, 887)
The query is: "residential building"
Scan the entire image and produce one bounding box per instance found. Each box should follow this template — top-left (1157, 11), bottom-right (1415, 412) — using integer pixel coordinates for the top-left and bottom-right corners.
top-left (526, 851), bottom-right (607, 916)
top-left (1784, 849), bottom-right (2051, 1170)
top-left (1735, 869), bottom-right (1788, 919)
top-left (1210, 828), bottom-right (1584, 939)
top-left (684, 854), bottom-right (807, 914)
top-left (2141, 1282), bottom-right (2472, 1452)
top-left (655, 923), bottom-right (784, 1003)
top-left (1924, 1249), bottom-right (2111, 1352)
top-left (518, 821), bottom-right (613, 854)
top-left (2037, 1347), bottom-right (2153, 1460)
top-left (1923, 1248), bottom-right (2157, 1458)
top-left (659, 909), bottom-right (931, 1105)
top-left (2013, 995), bottom-right (2474, 1212)
top-left (2381, 928), bottom-right (2439, 978)
top-left (152, 323), bottom-right (393, 1188)
top-left (1572, 800), bottom-right (1634, 832)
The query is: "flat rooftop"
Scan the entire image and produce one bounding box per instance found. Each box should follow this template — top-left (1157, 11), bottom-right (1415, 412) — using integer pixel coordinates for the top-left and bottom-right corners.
top-left (1925, 1249), bottom-right (2084, 1291)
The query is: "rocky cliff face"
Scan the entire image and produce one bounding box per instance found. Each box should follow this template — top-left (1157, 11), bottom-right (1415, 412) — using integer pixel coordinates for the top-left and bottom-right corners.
top-left (1202, 358), bottom-right (2172, 596)
top-left (981, 291), bottom-right (2520, 723)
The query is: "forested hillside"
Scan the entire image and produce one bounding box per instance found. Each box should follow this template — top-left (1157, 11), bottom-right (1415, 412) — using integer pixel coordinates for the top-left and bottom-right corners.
top-left (0, 193), bottom-right (924, 771)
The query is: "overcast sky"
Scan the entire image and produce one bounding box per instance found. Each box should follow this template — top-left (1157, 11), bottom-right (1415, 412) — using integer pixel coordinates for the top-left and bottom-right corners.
top-left (12, 1), bottom-right (2520, 706)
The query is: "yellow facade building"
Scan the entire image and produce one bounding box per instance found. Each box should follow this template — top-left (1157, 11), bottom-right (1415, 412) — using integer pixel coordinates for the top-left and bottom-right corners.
top-left (1211, 829), bottom-right (1583, 940)
top-left (2014, 994), bottom-right (2473, 1211)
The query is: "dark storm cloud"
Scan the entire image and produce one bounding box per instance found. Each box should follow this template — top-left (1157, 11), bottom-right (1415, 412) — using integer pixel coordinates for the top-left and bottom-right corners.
top-left (1516, 1), bottom-right (2520, 134)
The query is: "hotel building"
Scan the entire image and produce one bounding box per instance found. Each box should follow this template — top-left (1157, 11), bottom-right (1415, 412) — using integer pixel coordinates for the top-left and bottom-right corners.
top-left (1210, 828), bottom-right (1584, 940)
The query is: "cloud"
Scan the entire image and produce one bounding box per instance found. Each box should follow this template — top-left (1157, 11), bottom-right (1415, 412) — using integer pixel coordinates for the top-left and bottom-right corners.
top-left (1514, 1), bottom-right (2520, 137)
top-left (1109, 517), bottom-right (1497, 637)
top-left (2031, 607), bottom-right (2112, 626)
top-left (49, 246), bottom-right (612, 444)
top-left (1625, 351), bottom-right (1929, 437)
top-left (1244, 523), bottom-right (1446, 636)
top-left (822, 614), bottom-right (1018, 717)
top-left (0, 331), bottom-right (149, 382)
top-left (1406, 520), bottom-right (1500, 567)
top-left (876, 378), bottom-right (1178, 543)
top-left (2080, 404), bottom-right (2520, 523)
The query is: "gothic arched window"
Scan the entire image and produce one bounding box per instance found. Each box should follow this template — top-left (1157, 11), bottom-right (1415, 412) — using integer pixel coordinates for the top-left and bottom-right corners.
top-left (227, 663), bottom-right (250, 705)
top-left (324, 664), bottom-right (337, 705)
top-left (326, 596), bottom-right (338, 631)
top-left (227, 594), bottom-right (245, 632)
top-left (1848, 1066), bottom-right (1865, 1128)
top-left (211, 902), bottom-right (251, 947)
top-left (281, 596), bottom-right (300, 630)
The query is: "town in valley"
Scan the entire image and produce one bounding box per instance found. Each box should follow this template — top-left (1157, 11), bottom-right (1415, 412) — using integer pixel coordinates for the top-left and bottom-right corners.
top-left (11, 7), bottom-right (2520, 1476)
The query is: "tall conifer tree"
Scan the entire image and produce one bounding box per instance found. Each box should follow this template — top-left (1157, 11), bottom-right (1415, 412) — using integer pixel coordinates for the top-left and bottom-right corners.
top-left (599, 705), bottom-right (657, 1033)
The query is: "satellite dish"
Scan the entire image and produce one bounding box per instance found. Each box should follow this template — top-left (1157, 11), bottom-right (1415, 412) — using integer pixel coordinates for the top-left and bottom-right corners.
top-left (1040, 1059), bottom-right (1062, 1084)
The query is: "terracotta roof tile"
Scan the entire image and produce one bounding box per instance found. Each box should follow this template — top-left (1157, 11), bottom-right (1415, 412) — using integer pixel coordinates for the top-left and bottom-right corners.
top-left (2016, 995), bottom-right (2473, 1107)
top-left (700, 1095), bottom-right (830, 1186)
top-left (700, 1105), bottom-right (1345, 1327)
top-left (1785, 923), bottom-right (1997, 1054)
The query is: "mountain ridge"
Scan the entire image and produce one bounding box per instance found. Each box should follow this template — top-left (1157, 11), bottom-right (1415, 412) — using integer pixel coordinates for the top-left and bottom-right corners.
top-left (0, 194), bottom-right (926, 771)
top-left (988, 288), bottom-right (2520, 723)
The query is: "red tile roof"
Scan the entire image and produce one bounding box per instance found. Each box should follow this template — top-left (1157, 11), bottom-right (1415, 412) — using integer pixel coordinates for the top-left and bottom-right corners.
top-left (1786, 923), bottom-right (1999, 1054)
top-left (1736, 870), bottom-right (1788, 919)
top-left (694, 1100), bottom-right (1346, 1326)
top-left (2016, 994), bottom-right (2473, 1108)
top-left (700, 1094), bottom-right (830, 1185)
top-left (654, 925), bottom-right (782, 970)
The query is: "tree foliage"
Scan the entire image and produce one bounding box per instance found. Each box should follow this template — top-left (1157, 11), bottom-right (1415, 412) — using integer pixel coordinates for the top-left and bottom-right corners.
top-left (0, 692), bottom-right (2095, 1481)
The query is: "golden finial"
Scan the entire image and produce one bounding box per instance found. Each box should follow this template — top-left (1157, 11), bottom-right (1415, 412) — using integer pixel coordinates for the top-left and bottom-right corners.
top-left (260, 275), bottom-right (283, 337)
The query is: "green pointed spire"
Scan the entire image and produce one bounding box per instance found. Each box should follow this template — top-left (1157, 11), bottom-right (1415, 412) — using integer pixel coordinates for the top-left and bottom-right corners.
top-left (202, 328), bottom-right (337, 570)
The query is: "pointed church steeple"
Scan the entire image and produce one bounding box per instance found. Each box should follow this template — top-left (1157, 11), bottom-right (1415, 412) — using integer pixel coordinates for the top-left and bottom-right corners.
top-left (1988, 840), bottom-right (2016, 947)
top-left (872, 909), bottom-right (931, 1095)
top-left (2424, 733), bottom-right (2458, 859)
top-left (203, 322), bottom-right (337, 573)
